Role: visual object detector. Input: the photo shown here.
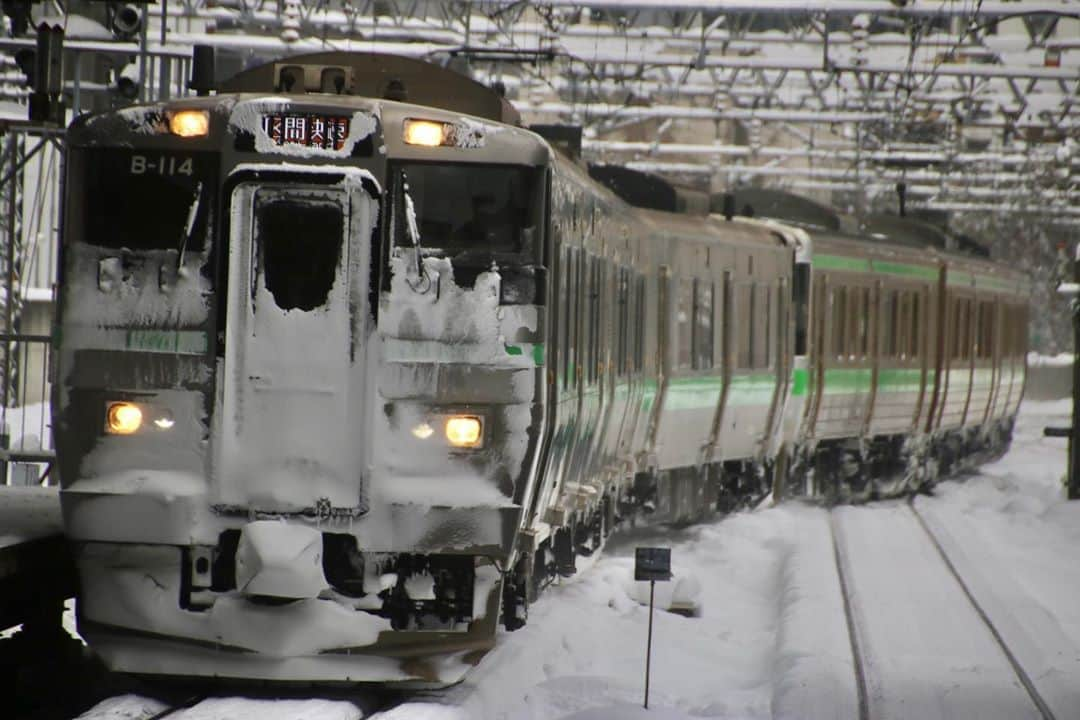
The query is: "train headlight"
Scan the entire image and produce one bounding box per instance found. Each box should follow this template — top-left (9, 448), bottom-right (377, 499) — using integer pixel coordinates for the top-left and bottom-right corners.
top-left (169, 110), bottom-right (209, 138)
top-left (105, 402), bottom-right (143, 435)
top-left (411, 422), bottom-right (435, 439)
top-left (445, 415), bottom-right (483, 448)
top-left (152, 409), bottom-right (176, 430)
top-left (403, 119), bottom-right (446, 147)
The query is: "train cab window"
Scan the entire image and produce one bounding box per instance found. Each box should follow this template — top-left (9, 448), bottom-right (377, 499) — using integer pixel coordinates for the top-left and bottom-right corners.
top-left (388, 162), bottom-right (543, 266)
top-left (693, 279), bottom-right (714, 370)
top-left (75, 148), bottom-right (216, 252)
top-left (255, 192), bottom-right (343, 312)
top-left (677, 277), bottom-right (693, 370)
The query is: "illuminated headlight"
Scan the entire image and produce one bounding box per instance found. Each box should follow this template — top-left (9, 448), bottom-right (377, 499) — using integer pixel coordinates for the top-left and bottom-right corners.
top-left (105, 402), bottom-right (143, 435)
top-left (168, 110), bottom-right (209, 138)
top-left (445, 416), bottom-right (483, 448)
top-left (403, 119), bottom-right (448, 147)
top-left (105, 402), bottom-right (176, 435)
top-left (153, 409), bottom-right (176, 430)
top-left (411, 422), bottom-right (435, 439)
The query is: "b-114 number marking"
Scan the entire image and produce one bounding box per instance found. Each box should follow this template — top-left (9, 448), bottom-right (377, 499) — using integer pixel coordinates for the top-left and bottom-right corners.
top-left (130, 155), bottom-right (194, 176)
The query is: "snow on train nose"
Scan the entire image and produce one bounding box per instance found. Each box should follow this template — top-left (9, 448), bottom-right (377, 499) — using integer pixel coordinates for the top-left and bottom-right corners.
top-left (235, 521), bottom-right (329, 599)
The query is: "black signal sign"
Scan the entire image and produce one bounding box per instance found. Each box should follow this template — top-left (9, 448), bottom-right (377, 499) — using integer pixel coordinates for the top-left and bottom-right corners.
top-left (634, 547), bottom-right (672, 582)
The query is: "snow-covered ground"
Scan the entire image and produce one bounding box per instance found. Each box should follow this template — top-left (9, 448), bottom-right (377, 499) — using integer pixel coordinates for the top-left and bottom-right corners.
top-left (77, 400), bottom-right (1080, 720)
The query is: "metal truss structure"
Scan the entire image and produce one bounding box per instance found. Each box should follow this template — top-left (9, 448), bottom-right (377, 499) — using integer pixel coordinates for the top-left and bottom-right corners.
top-left (118, 0), bottom-right (1078, 224)
top-left (0, 1), bottom-right (1075, 222)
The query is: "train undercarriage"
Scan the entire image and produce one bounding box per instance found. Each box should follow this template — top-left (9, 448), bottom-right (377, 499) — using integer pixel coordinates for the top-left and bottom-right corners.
top-left (506, 417), bottom-right (1016, 633)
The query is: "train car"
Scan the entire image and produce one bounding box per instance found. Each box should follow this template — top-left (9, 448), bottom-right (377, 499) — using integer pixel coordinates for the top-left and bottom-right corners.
top-left (523, 161), bottom-right (792, 587)
top-left (716, 190), bottom-right (1030, 500)
top-left (55, 52), bottom-right (550, 685)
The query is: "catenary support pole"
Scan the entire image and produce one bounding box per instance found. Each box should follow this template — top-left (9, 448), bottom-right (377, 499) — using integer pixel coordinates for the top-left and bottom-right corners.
top-left (1070, 251), bottom-right (1080, 500)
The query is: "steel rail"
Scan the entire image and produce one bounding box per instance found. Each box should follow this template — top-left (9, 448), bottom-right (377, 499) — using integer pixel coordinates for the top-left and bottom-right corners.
top-left (907, 499), bottom-right (1057, 720)
top-left (828, 510), bottom-right (871, 720)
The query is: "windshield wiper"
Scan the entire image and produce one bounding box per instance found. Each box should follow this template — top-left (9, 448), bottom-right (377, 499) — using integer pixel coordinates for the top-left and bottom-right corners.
top-left (400, 174), bottom-right (432, 293)
top-left (177, 181), bottom-right (203, 271)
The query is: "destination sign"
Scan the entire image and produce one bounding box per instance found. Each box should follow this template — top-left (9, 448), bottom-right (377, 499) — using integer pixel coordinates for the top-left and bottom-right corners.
top-left (262, 113), bottom-right (350, 150)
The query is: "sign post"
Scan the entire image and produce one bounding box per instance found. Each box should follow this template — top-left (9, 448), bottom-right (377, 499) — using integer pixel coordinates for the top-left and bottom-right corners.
top-left (635, 547), bottom-right (672, 710)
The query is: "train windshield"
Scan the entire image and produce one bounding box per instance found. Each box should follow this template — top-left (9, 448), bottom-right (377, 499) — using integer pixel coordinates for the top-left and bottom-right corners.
top-left (389, 162), bottom-right (542, 265)
top-left (70, 148), bottom-right (215, 252)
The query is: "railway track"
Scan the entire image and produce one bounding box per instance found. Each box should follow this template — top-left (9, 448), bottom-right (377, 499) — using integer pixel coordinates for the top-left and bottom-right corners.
top-left (829, 500), bottom-right (1058, 720)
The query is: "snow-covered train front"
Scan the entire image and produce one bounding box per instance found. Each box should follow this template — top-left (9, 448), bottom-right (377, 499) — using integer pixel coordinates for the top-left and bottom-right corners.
top-left (53, 55), bottom-right (549, 684)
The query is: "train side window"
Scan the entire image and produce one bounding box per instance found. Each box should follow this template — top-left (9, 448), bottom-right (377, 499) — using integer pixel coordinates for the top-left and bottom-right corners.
top-left (966, 300), bottom-right (976, 361)
top-left (758, 283), bottom-right (771, 369)
top-left (630, 270), bottom-right (640, 373)
top-left (981, 301), bottom-right (995, 359)
top-left (693, 279), bottom-right (714, 370)
top-left (565, 248), bottom-right (578, 388)
top-left (894, 291), bottom-right (902, 360)
top-left (951, 299), bottom-right (965, 361)
top-left (591, 257), bottom-right (600, 386)
top-left (593, 259), bottom-right (604, 381)
top-left (677, 276), bottom-right (693, 370)
top-left (974, 302), bottom-right (983, 359)
top-left (910, 292), bottom-right (921, 360)
top-left (565, 248), bottom-right (574, 390)
top-left (860, 287), bottom-right (871, 358)
top-left (792, 263), bottom-right (809, 356)
top-left (736, 283), bottom-right (752, 369)
top-left (881, 290), bottom-right (894, 358)
top-left (954, 300), bottom-right (972, 362)
top-left (832, 286), bottom-right (846, 361)
top-left (636, 274), bottom-right (647, 372)
top-left (714, 274), bottom-right (726, 370)
top-left (616, 267), bottom-right (628, 376)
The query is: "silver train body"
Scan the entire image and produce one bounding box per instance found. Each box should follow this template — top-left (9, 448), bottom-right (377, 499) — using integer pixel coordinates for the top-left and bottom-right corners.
top-left (52, 53), bottom-right (1030, 685)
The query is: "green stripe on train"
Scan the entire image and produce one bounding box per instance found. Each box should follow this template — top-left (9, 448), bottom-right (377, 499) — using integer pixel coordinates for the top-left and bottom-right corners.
top-left (504, 343), bottom-right (545, 365)
top-left (813, 253), bottom-right (938, 280)
top-left (790, 367), bottom-right (936, 397)
top-left (663, 373), bottom-right (778, 411)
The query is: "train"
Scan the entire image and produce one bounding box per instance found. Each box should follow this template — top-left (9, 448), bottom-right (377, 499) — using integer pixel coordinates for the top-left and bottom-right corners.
top-left (51, 51), bottom-right (1030, 686)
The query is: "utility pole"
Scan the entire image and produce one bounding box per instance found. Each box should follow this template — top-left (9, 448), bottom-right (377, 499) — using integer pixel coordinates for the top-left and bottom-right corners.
top-left (1070, 247), bottom-right (1080, 499)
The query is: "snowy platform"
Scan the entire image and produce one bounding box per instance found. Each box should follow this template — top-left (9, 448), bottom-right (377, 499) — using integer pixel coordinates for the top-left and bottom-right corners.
top-left (0, 485), bottom-right (63, 549)
top-left (0, 485), bottom-right (74, 632)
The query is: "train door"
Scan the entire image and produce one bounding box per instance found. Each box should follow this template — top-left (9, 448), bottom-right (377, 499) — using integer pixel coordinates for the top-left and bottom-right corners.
top-left (643, 264), bottom-right (672, 465)
top-left (763, 274), bottom-right (790, 452)
top-left (805, 274), bottom-right (829, 439)
top-left (215, 174), bottom-right (374, 511)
